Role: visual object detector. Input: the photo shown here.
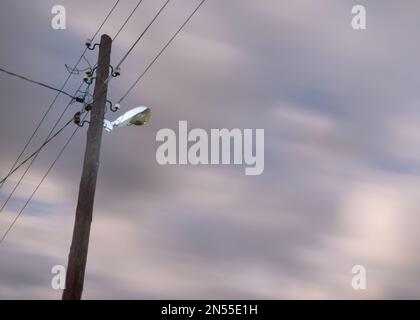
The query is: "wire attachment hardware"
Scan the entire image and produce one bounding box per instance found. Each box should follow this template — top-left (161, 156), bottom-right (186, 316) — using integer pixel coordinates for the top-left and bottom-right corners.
top-left (109, 102), bottom-right (120, 112)
top-left (112, 67), bottom-right (121, 78)
top-left (83, 76), bottom-right (95, 85)
top-left (85, 38), bottom-right (99, 51)
top-left (85, 104), bottom-right (93, 112)
top-left (85, 38), bottom-right (92, 48)
top-left (73, 112), bottom-right (90, 127)
top-left (85, 68), bottom-right (93, 77)
top-left (74, 96), bottom-right (85, 103)
top-left (73, 112), bottom-right (82, 125)
top-left (107, 65), bottom-right (120, 78)
top-left (83, 66), bottom-right (97, 84)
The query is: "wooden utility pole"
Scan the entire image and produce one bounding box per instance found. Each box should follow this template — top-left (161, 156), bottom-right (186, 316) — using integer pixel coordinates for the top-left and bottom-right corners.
top-left (62, 34), bottom-right (112, 300)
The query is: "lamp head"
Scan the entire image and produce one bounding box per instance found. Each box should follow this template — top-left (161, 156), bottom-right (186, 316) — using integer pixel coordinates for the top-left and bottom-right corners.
top-left (104, 106), bottom-right (151, 133)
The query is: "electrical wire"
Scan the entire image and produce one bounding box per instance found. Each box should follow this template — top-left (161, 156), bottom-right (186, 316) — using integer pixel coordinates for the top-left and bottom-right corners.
top-left (118, 0), bottom-right (207, 104)
top-left (0, 0), bottom-right (205, 244)
top-left (0, 0), bottom-right (121, 191)
top-left (82, 55), bottom-right (92, 69)
top-left (0, 58), bottom-right (110, 242)
top-left (0, 114), bottom-right (87, 245)
top-left (0, 82), bottom-right (87, 216)
top-left (65, 56), bottom-right (94, 75)
top-left (65, 64), bottom-right (90, 75)
top-left (0, 119), bottom-right (73, 186)
top-left (91, 0), bottom-right (121, 41)
top-left (115, 0), bottom-right (171, 70)
top-left (0, 0), bottom-right (128, 196)
top-left (0, 80), bottom-right (85, 194)
top-left (0, 67), bottom-right (77, 100)
top-left (0, 0), bottom-right (128, 239)
top-left (79, 0), bottom-right (172, 108)
top-left (113, 0), bottom-right (144, 41)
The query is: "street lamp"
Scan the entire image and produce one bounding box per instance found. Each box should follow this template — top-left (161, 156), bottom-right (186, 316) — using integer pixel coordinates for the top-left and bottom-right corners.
top-left (104, 106), bottom-right (151, 132)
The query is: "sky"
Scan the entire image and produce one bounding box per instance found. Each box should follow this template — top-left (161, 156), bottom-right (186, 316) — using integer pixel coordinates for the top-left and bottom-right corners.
top-left (1, 0), bottom-right (420, 299)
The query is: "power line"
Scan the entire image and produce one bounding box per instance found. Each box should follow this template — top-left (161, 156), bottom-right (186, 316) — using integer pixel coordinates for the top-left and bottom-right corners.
top-left (115, 0), bottom-right (171, 70)
top-left (84, 0), bottom-right (172, 106)
top-left (91, 0), bottom-right (121, 41)
top-left (0, 0), bottom-right (121, 191)
top-left (0, 0), bottom-right (132, 201)
top-left (0, 81), bottom-right (86, 194)
top-left (0, 115), bottom-right (86, 245)
top-left (0, 61), bottom-right (105, 238)
top-left (82, 55), bottom-right (93, 69)
top-left (0, 0), bottom-right (131, 241)
top-left (0, 80), bottom-right (87, 186)
top-left (0, 0), bottom-right (206, 246)
top-left (0, 33), bottom-right (117, 244)
top-left (113, 0), bottom-right (144, 41)
top-left (118, 0), bottom-right (207, 104)
top-left (0, 58), bottom-right (86, 184)
top-left (0, 86), bottom-right (87, 216)
top-left (0, 119), bottom-right (73, 186)
top-left (65, 64), bottom-right (91, 75)
top-left (0, 67), bottom-right (77, 100)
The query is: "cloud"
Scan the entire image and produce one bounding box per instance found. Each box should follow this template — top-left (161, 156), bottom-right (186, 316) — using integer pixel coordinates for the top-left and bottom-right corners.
top-left (1, 0), bottom-right (420, 299)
